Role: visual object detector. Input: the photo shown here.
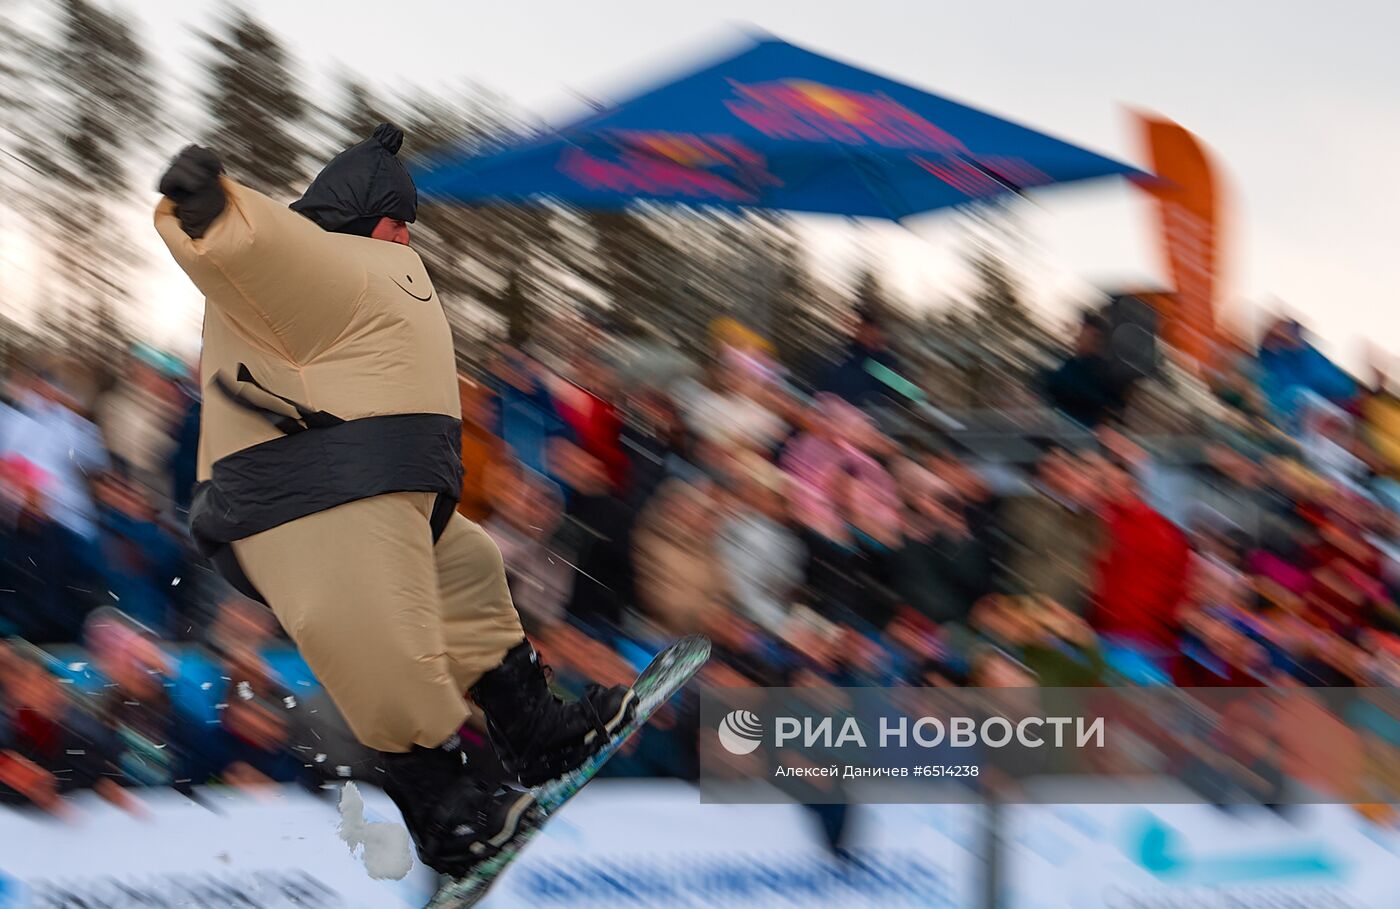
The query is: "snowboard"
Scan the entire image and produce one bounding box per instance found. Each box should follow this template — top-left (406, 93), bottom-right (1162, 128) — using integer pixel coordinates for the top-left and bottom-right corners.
top-left (425, 634), bottom-right (712, 908)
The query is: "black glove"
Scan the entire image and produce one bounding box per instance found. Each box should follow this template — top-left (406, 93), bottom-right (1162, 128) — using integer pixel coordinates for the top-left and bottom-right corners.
top-left (159, 145), bottom-right (226, 239)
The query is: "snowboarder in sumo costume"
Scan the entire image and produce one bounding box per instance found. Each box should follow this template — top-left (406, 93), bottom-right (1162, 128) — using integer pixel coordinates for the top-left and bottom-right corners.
top-left (155, 126), bottom-right (635, 874)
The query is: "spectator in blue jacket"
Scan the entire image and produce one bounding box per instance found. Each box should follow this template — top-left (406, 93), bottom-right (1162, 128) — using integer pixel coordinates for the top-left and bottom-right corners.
top-left (91, 474), bottom-right (185, 635)
top-left (167, 382), bottom-right (201, 515)
top-left (1258, 319), bottom-right (1355, 431)
top-left (819, 304), bottom-right (905, 409)
top-left (0, 456), bottom-right (103, 644)
top-left (486, 346), bottom-right (575, 482)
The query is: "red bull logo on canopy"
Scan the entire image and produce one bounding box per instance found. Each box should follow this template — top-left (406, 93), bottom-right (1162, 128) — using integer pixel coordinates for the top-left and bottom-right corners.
top-left (725, 80), bottom-right (970, 152)
top-left (559, 131), bottom-right (781, 202)
top-left (724, 80), bottom-right (1051, 198)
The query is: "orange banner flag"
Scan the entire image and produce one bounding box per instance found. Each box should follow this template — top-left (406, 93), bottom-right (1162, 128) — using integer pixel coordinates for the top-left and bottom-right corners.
top-left (1136, 114), bottom-right (1220, 367)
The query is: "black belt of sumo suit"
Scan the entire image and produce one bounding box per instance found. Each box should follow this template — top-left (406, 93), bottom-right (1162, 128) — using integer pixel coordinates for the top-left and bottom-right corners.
top-left (189, 364), bottom-right (464, 605)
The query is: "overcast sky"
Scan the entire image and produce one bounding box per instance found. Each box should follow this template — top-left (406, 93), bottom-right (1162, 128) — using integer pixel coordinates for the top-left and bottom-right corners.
top-left (21, 0), bottom-right (1400, 369)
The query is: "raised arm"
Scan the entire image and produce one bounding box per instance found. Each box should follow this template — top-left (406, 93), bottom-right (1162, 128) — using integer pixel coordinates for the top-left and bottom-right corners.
top-left (154, 145), bottom-right (366, 364)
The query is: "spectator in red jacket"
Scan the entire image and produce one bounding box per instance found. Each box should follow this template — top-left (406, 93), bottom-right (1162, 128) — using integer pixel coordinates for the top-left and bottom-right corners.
top-left (1088, 454), bottom-right (1192, 650)
top-left (557, 353), bottom-right (628, 494)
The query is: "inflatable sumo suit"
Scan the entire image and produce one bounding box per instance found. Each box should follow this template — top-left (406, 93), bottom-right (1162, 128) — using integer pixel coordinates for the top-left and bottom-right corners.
top-left (155, 125), bottom-right (525, 752)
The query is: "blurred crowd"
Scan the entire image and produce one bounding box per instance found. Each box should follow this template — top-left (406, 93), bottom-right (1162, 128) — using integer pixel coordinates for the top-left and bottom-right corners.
top-left (1, 301), bottom-right (1399, 824)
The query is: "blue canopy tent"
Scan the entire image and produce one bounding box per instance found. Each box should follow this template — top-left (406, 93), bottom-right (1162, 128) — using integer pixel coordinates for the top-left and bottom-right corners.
top-left (415, 34), bottom-right (1147, 219)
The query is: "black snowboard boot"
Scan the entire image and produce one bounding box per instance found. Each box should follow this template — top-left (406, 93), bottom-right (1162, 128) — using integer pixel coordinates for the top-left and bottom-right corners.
top-left (469, 641), bottom-right (637, 787)
top-left (379, 734), bottom-right (537, 876)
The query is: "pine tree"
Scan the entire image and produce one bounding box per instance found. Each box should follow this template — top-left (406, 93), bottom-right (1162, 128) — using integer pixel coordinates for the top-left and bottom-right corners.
top-left (20, 0), bottom-right (158, 351)
top-left (765, 226), bottom-right (842, 381)
top-left (199, 7), bottom-right (309, 197)
top-left (499, 268), bottom-right (534, 346)
top-left (334, 74), bottom-right (387, 150)
top-left (851, 266), bottom-right (889, 319)
top-left (0, 2), bottom-right (33, 184)
top-left (588, 208), bottom-right (689, 345)
top-left (968, 246), bottom-right (1025, 328)
top-left (0, 2), bottom-right (37, 334)
top-left (959, 218), bottom-right (1058, 407)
